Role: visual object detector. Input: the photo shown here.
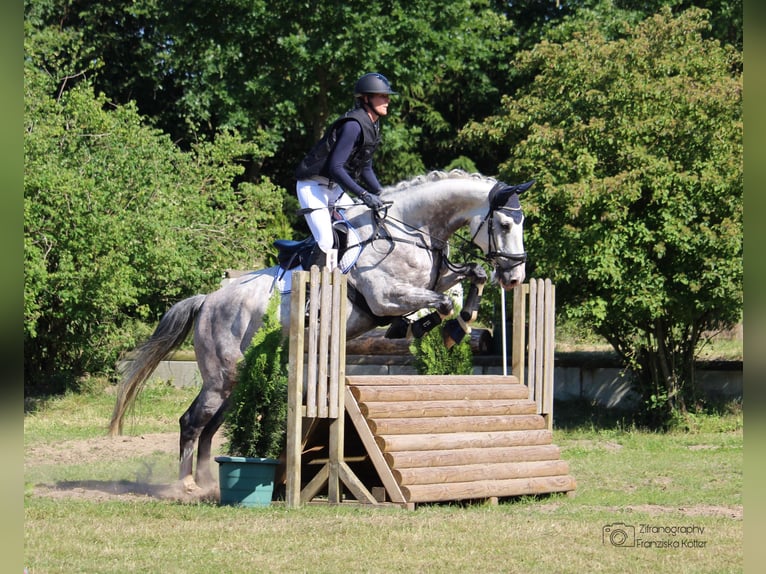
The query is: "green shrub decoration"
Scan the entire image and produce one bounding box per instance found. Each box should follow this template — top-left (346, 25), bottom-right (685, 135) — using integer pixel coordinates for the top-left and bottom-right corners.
top-left (224, 294), bottom-right (288, 459)
top-left (409, 319), bottom-right (474, 375)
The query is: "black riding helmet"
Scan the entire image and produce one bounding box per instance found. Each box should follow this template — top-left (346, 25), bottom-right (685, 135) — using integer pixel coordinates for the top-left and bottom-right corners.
top-left (354, 72), bottom-right (397, 96)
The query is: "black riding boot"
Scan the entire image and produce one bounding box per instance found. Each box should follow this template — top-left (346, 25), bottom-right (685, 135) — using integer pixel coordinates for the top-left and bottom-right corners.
top-left (307, 245), bottom-right (328, 269)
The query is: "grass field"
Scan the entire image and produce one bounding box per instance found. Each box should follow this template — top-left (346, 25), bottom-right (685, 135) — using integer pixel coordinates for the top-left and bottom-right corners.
top-left (24, 380), bottom-right (743, 573)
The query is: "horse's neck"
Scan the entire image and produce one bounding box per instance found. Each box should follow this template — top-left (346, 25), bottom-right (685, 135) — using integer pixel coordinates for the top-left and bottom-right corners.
top-left (390, 178), bottom-right (490, 236)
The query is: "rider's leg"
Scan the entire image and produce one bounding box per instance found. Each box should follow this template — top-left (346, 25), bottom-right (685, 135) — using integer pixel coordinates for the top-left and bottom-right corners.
top-left (297, 179), bottom-right (341, 268)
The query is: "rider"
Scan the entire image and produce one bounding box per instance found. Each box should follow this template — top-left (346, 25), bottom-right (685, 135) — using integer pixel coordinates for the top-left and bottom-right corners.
top-left (294, 72), bottom-right (396, 269)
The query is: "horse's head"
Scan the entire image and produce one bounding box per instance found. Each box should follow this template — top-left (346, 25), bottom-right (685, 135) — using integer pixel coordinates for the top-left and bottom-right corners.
top-left (471, 180), bottom-right (534, 290)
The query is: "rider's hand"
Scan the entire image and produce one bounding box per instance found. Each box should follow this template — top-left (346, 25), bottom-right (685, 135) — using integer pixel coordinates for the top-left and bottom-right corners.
top-left (359, 192), bottom-right (384, 211)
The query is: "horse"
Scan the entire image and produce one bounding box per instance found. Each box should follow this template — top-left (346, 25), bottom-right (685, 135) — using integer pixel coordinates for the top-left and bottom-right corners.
top-left (108, 169), bottom-right (532, 492)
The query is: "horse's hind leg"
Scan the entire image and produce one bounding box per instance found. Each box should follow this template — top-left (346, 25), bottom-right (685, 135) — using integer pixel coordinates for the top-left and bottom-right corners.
top-left (194, 398), bottom-right (230, 488)
top-left (178, 388), bottom-right (226, 492)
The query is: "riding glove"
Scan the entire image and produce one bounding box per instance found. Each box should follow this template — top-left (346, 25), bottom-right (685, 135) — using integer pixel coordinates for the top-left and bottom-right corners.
top-left (359, 192), bottom-right (384, 210)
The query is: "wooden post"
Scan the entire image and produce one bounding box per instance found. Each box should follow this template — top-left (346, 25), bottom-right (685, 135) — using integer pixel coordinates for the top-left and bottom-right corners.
top-left (327, 268), bottom-right (346, 502)
top-left (543, 279), bottom-right (555, 430)
top-left (286, 270), bottom-right (308, 508)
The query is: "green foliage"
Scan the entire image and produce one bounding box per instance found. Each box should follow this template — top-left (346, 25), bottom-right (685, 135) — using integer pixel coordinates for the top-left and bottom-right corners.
top-left (25, 0), bottom-right (518, 187)
top-left (223, 294), bottom-right (288, 459)
top-left (24, 28), bottom-right (290, 391)
top-left (461, 7), bottom-right (742, 425)
top-left (409, 319), bottom-right (474, 375)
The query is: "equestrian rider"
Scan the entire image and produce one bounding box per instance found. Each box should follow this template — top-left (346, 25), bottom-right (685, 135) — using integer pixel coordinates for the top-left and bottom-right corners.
top-left (295, 72), bottom-right (396, 269)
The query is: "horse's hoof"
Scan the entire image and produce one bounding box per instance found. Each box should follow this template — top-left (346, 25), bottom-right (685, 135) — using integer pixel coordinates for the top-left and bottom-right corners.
top-left (181, 475), bottom-right (200, 493)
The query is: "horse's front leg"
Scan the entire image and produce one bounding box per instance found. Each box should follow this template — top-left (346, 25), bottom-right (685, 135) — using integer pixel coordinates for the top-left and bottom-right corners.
top-left (439, 262), bottom-right (489, 348)
top-left (432, 261), bottom-right (488, 294)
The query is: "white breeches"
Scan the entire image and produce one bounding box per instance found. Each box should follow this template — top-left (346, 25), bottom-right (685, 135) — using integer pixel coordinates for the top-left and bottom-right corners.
top-left (296, 179), bottom-right (354, 253)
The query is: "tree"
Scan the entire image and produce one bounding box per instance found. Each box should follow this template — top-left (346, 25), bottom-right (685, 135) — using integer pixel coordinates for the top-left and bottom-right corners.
top-left (461, 7), bottom-right (742, 425)
top-left (24, 26), bottom-right (290, 392)
top-left (24, 0), bottom-right (518, 188)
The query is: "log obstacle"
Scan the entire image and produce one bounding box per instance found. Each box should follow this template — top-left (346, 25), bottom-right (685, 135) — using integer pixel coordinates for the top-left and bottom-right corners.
top-left (344, 374), bottom-right (575, 506)
top-left (284, 269), bottom-right (575, 509)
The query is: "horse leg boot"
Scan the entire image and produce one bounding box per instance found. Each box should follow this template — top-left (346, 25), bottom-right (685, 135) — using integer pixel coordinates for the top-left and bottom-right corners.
top-left (443, 281), bottom-right (486, 348)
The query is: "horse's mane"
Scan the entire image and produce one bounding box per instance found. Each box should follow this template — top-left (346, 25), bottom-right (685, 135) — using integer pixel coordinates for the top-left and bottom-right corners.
top-left (383, 169), bottom-right (497, 194)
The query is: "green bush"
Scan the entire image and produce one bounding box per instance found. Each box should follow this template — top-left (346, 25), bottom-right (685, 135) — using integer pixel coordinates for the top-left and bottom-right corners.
top-left (409, 320), bottom-right (474, 375)
top-left (223, 295), bottom-right (288, 459)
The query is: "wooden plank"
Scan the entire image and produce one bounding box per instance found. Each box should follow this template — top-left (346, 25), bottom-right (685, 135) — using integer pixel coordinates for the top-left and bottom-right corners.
top-left (394, 460), bottom-right (571, 486)
top-left (359, 399), bottom-right (537, 419)
top-left (376, 428), bottom-right (553, 452)
top-left (317, 267), bottom-right (332, 417)
top-left (367, 413), bottom-right (547, 435)
top-left (534, 278), bottom-right (545, 414)
top-left (300, 462), bottom-right (329, 504)
top-left (402, 475), bottom-right (577, 503)
top-left (384, 444), bottom-right (562, 469)
top-left (344, 387), bottom-right (407, 504)
top-left (285, 270), bottom-right (308, 509)
top-left (346, 374), bottom-right (521, 386)
top-left (306, 266), bottom-right (320, 417)
top-left (333, 267), bottom-right (348, 424)
top-left (328, 271), bottom-right (341, 419)
top-left (527, 279), bottom-right (537, 405)
top-left (350, 384), bottom-right (530, 403)
top-left (339, 461), bottom-right (378, 505)
top-left (512, 284), bottom-right (526, 390)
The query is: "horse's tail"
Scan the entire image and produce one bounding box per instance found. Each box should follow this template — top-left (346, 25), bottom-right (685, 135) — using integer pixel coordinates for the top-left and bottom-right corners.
top-left (108, 294), bottom-right (207, 436)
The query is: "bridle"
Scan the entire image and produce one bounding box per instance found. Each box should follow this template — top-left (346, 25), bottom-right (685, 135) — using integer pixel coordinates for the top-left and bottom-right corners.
top-left (470, 201), bottom-right (527, 270)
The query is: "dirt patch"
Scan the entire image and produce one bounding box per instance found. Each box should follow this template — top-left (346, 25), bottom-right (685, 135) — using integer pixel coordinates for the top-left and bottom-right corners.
top-left (26, 432), bottom-right (225, 503)
top-left (25, 432), bottom-right (194, 467)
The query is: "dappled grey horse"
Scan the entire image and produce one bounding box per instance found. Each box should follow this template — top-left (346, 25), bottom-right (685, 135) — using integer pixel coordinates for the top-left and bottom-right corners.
top-left (109, 169), bottom-right (532, 491)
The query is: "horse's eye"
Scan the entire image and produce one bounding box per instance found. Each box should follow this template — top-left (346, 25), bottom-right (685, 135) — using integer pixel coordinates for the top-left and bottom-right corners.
top-left (500, 222), bottom-right (512, 233)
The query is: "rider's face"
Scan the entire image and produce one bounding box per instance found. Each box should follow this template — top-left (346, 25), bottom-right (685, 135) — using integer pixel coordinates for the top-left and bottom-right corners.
top-left (368, 93), bottom-right (390, 117)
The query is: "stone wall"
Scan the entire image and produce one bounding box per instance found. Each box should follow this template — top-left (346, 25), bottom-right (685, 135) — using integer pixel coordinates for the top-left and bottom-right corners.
top-left (120, 353), bottom-right (742, 411)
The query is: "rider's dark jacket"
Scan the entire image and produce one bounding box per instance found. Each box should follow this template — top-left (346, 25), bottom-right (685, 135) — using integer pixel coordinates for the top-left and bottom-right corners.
top-left (295, 107), bottom-right (382, 197)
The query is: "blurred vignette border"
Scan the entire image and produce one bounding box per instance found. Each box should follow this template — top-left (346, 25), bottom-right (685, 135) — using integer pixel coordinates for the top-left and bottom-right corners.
top-left (7, 2), bottom-right (22, 571)
top-left (744, 0), bottom-right (765, 571)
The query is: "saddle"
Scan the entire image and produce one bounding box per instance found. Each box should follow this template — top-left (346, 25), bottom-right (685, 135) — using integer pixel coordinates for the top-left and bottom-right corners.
top-left (273, 214), bottom-right (351, 272)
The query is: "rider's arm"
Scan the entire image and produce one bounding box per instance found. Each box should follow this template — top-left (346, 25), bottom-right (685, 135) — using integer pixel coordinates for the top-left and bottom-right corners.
top-left (327, 121), bottom-right (379, 197)
top-left (359, 163), bottom-right (383, 195)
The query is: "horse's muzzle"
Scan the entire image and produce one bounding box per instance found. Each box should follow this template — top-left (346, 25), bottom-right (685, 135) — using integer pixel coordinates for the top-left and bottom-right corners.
top-left (494, 258), bottom-right (526, 290)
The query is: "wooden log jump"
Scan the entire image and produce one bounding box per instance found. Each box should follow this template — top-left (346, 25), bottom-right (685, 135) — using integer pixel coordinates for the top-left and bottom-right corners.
top-left (344, 374), bottom-right (576, 507)
top-left (285, 270), bottom-right (575, 509)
